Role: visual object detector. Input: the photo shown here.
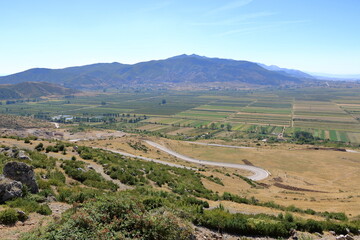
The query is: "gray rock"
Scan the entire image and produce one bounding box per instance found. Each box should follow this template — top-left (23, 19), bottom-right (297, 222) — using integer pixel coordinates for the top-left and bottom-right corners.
top-left (0, 175), bottom-right (23, 203)
top-left (46, 195), bottom-right (57, 202)
top-left (3, 161), bottom-right (38, 193)
top-left (16, 210), bottom-right (28, 222)
top-left (17, 150), bottom-right (32, 161)
top-left (337, 235), bottom-right (346, 240)
top-left (345, 234), bottom-right (354, 240)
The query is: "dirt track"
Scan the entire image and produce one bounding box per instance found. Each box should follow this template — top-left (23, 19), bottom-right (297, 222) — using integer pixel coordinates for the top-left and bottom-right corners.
top-left (144, 140), bottom-right (270, 181)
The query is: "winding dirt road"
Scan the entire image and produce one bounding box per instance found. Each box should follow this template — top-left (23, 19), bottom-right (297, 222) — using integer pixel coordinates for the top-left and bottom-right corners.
top-left (144, 140), bottom-right (270, 181)
top-left (95, 147), bottom-right (196, 170)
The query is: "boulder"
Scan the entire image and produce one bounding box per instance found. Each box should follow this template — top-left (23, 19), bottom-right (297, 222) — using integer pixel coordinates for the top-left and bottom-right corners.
top-left (0, 175), bottom-right (23, 203)
top-left (17, 150), bottom-right (32, 161)
top-left (3, 161), bottom-right (38, 193)
top-left (337, 235), bottom-right (346, 240)
top-left (345, 234), bottom-right (354, 240)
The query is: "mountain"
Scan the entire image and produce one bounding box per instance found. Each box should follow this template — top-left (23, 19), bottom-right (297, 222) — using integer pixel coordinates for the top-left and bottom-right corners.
top-left (0, 82), bottom-right (78, 99)
top-left (257, 63), bottom-right (313, 79)
top-left (0, 55), bottom-right (305, 89)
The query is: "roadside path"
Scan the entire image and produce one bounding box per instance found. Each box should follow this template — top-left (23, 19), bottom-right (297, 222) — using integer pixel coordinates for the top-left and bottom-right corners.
top-left (95, 147), bottom-right (196, 170)
top-left (144, 140), bottom-right (270, 181)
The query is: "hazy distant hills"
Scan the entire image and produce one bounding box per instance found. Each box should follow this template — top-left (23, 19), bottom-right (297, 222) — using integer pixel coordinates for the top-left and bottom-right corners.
top-left (257, 63), bottom-right (313, 79)
top-left (0, 54), bottom-right (308, 89)
top-left (0, 82), bottom-right (78, 99)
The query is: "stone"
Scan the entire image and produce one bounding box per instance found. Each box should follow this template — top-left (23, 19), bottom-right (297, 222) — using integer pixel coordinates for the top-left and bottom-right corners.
top-left (336, 235), bottom-right (346, 240)
top-left (3, 161), bottom-right (38, 193)
top-left (46, 195), bottom-right (57, 202)
top-left (345, 234), bottom-right (354, 240)
top-left (16, 210), bottom-right (28, 222)
top-left (0, 175), bottom-right (23, 203)
top-left (17, 150), bottom-right (32, 161)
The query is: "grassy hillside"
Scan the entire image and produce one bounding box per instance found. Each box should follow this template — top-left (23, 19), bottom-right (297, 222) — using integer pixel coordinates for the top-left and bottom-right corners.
top-left (0, 137), bottom-right (359, 239)
top-left (0, 114), bottom-right (52, 128)
top-left (0, 82), bottom-right (78, 99)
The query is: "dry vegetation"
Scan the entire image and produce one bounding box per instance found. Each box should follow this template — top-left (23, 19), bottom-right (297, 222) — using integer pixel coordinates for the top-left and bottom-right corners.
top-left (0, 115), bottom-right (52, 129)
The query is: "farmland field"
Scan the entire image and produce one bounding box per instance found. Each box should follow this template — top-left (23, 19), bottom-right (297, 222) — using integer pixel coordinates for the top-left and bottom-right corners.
top-left (1, 88), bottom-right (360, 143)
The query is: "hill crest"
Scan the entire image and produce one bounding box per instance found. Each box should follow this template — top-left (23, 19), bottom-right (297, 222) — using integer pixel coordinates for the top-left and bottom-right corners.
top-left (0, 54), bottom-right (306, 89)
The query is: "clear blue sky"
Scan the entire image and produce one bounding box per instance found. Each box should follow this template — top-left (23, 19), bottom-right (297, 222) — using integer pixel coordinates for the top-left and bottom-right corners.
top-left (1, 0), bottom-right (359, 75)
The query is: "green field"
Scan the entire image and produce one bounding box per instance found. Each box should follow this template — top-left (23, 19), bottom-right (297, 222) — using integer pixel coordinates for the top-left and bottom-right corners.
top-left (1, 88), bottom-right (360, 143)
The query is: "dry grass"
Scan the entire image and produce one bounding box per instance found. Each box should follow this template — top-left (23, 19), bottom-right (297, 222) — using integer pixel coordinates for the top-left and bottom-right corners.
top-left (157, 138), bottom-right (360, 217)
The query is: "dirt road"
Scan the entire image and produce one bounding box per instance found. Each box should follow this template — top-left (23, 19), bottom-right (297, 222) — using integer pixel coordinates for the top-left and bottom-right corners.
top-left (144, 140), bottom-right (270, 181)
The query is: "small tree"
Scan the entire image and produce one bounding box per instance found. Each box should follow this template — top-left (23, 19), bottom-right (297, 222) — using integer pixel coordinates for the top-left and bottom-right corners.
top-left (35, 143), bottom-right (44, 151)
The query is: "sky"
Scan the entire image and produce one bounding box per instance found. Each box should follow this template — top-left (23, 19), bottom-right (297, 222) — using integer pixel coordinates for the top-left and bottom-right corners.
top-left (1, 0), bottom-right (359, 75)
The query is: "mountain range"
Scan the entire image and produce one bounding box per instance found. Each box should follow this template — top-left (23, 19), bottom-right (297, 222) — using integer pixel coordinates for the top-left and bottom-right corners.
top-left (0, 82), bottom-right (78, 99)
top-left (0, 54), bottom-right (313, 89)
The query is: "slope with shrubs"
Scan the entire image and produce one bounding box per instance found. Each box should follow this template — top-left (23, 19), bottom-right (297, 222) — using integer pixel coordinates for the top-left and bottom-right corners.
top-left (0, 140), bottom-right (359, 239)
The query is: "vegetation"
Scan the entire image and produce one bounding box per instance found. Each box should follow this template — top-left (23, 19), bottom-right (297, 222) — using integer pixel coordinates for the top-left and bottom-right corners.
top-left (60, 159), bottom-right (118, 191)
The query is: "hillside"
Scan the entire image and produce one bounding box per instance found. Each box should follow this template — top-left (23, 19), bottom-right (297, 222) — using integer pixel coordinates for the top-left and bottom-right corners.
top-left (0, 82), bottom-right (78, 99)
top-left (0, 114), bottom-right (52, 129)
top-left (0, 55), bottom-right (305, 89)
top-left (0, 135), bottom-right (359, 239)
top-left (257, 63), bottom-right (314, 79)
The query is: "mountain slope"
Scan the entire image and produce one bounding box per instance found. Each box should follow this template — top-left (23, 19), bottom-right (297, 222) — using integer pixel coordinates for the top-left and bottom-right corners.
top-left (257, 63), bottom-right (313, 79)
top-left (0, 82), bottom-right (78, 99)
top-left (0, 55), bottom-right (304, 89)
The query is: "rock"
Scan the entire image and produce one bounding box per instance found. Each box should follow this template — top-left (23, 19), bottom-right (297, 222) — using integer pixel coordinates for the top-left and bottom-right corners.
top-left (314, 232), bottom-right (322, 238)
top-left (329, 231), bottom-right (336, 236)
top-left (3, 161), bottom-right (39, 193)
top-left (17, 150), bottom-right (32, 161)
top-left (16, 210), bottom-right (28, 222)
top-left (0, 175), bottom-right (23, 203)
top-left (3, 148), bottom-right (17, 158)
top-left (336, 235), bottom-right (346, 240)
top-left (345, 234), bottom-right (354, 240)
top-left (46, 195), bottom-right (57, 202)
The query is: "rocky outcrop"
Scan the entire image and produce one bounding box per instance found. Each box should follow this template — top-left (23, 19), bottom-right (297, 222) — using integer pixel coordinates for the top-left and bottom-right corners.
top-left (0, 148), bottom-right (32, 161)
top-left (0, 175), bottom-right (23, 203)
top-left (3, 161), bottom-right (38, 193)
top-left (17, 150), bottom-right (32, 161)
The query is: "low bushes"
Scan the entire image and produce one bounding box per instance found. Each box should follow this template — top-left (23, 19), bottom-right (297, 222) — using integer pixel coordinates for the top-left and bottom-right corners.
top-left (6, 197), bottom-right (52, 216)
top-left (61, 160), bottom-right (118, 191)
top-left (22, 194), bottom-right (194, 240)
top-left (0, 208), bottom-right (20, 225)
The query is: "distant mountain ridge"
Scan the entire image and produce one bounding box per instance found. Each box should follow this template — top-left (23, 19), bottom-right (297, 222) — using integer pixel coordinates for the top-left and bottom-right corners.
top-left (257, 63), bottom-right (313, 79)
top-left (0, 54), bottom-right (307, 89)
top-left (0, 82), bottom-right (78, 99)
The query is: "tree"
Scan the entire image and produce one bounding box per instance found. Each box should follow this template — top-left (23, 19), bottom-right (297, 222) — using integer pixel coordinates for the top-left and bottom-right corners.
top-left (161, 99), bottom-right (167, 104)
top-left (226, 124), bottom-right (232, 131)
top-left (35, 143), bottom-right (44, 151)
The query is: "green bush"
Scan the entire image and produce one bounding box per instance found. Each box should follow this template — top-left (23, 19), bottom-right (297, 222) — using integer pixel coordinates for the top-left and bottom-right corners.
top-left (6, 197), bottom-right (52, 215)
top-left (36, 204), bottom-right (52, 215)
top-left (0, 208), bottom-right (18, 225)
top-left (22, 195), bottom-right (193, 240)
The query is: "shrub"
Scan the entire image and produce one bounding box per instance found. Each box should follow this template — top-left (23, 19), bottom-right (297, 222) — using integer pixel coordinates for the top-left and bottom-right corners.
top-left (0, 208), bottom-right (18, 225)
top-left (34, 142), bottom-right (44, 151)
top-left (36, 204), bottom-right (52, 215)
